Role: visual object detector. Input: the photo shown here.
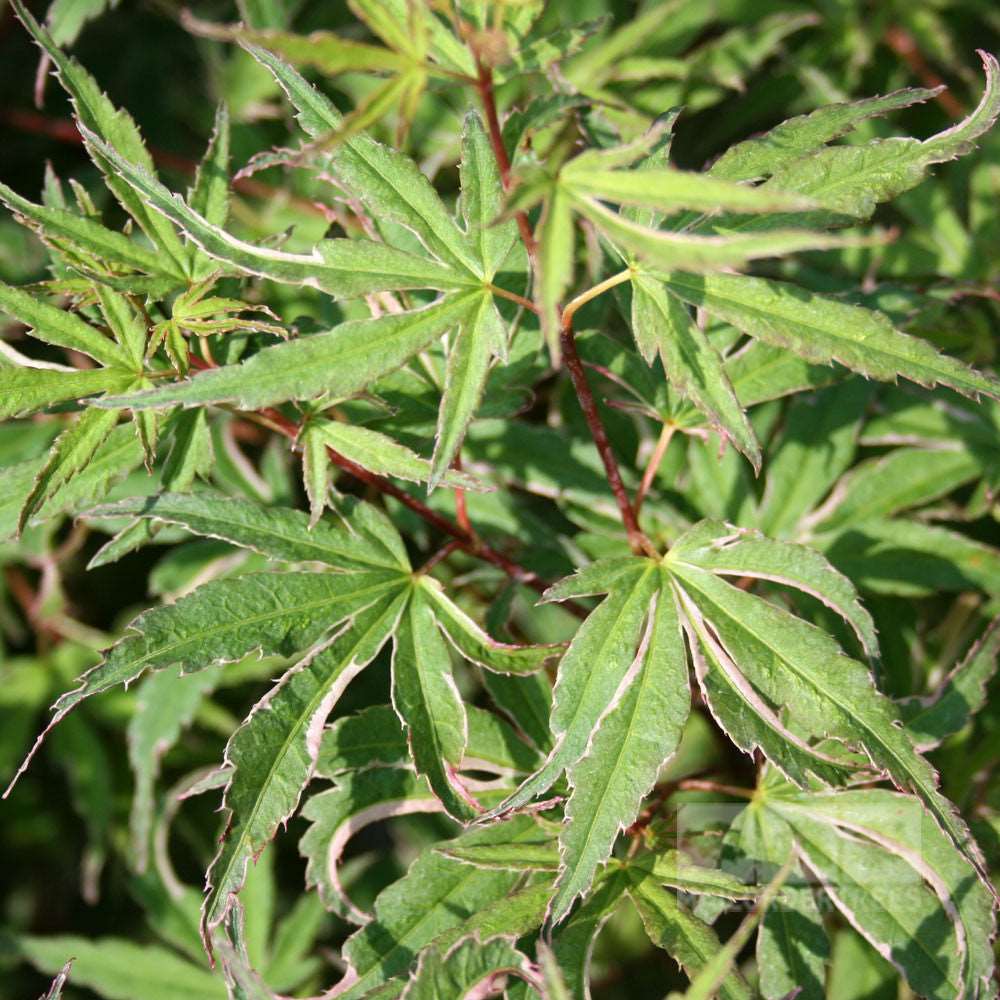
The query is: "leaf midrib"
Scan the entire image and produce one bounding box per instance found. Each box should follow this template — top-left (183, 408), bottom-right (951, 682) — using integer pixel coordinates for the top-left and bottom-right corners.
top-left (559, 588), bottom-right (678, 912)
top-left (113, 506), bottom-right (402, 571)
top-left (117, 576), bottom-right (399, 676)
top-left (207, 590), bottom-right (404, 924)
top-left (674, 566), bottom-right (940, 822)
top-left (664, 273), bottom-right (991, 393)
top-left (786, 817), bottom-right (958, 987)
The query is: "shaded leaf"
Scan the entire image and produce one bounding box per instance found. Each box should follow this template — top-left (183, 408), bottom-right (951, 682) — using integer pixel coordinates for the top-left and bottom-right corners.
top-left (202, 590), bottom-right (407, 943)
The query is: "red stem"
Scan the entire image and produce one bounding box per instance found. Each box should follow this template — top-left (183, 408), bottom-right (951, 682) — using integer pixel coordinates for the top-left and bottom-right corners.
top-left (473, 53), bottom-right (650, 557)
top-left (417, 539), bottom-right (463, 576)
top-left (883, 26), bottom-right (966, 118)
top-left (559, 323), bottom-right (648, 554)
top-left (474, 61), bottom-right (536, 256)
top-left (240, 401), bottom-right (562, 601)
top-left (452, 455), bottom-right (475, 539)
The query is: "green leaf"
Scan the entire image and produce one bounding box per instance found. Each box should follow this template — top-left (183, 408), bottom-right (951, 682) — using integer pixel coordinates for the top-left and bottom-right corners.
top-left (0, 180), bottom-right (176, 278)
top-left (316, 703), bottom-right (541, 780)
top-left (812, 447), bottom-right (983, 533)
top-left (299, 422), bottom-right (334, 528)
top-left (485, 560), bottom-right (658, 817)
top-left (45, 0), bottom-right (119, 45)
top-left (210, 903), bottom-right (277, 1000)
top-left (95, 285), bottom-right (145, 368)
top-left (630, 273), bottom-right (758, 468)
top-left (459, 112), bottom-right (518, 280)
top-left (82, 128), bottom-right (474, 295)
top-left (535, 184), bottom-right (574, 358)
top-left (756, 52), bottom-right (1000, 220)
top-left (316, 704), bottom-right (412, 775)
top-left (818, 518), bottom-right (1000, 597)
top-left (430, 292), bottom-right (505, 489)
top-left (0, 365), bottom-right (134, 419)
top-left (203, 589), bottom-right (407, 942)
top-left (827, 927), bottom-right (896, 1000)
top-left (666, 525), bottom-right (988, 881)
top-left (629, 851), bottom-right (758, 901)
top-left (562, 159), bottom-right (816, 215)
top-left (671, 587), bottom-right (853, 786)
top-left (162, 409), bottom-right (214, 489)
top-left (585, 199), bottom-right (863, 272)
top-left (659, 270), bottom-right (1000, 402)
top-left (262, 893), bottom-right (326, 993)
top-left (483, 669), bottom-right (553, 753)
top-left (309, 420), bottom-right (487, 493)
top-left (900, 617), bottom-right (1000, 750)
top-left (224, 24), bottom-right (408, 75)
top-left (709, 86), bottom-right (941, 182)
top-left (681, 850), bottom-right (794, 1000)
top-left (717, 341), bottom-right (836, 412)
top-left (302, 767), bottom-right (441, 922)
top-left (97, 291), bottom-right (479, 411)
top-left (19, 405), bottom-right (122, 533)
top-left (245, 41), bottom-right (479, 276)
top-left (329, 142), bottom-right (478, 279)
top-left (551, 577), bottom-right (689, 921)
top-left (458, 707), bottom-right (545, 776)
top-left (0, 279), bottom-right (128, 367)
top-left (758, 380), bottom-right (872, 539)
top-left (89, 127), bottom-right (479, 296)
top-left (547, 869), bottom-right (630, 997)
top-left (188, 105), bottom-right (231, 229)
top-left (13, 0), bottom-right (190, 278)
top-left (420, 576), bottom-right (557, 675)
top-left (401, 935), bottom-right (533, 999)
top-left (759, 784), bottom-right (996, 1000)
top-left (333, 816), bottom-right (549, 999)
top-left (729, 794), bottom-right (829, 1000)
top-left (30, 422), bottom-right (143, 527)
top-left (19, 936), bottom-right (224, 1000)
top-left (671, 521), bottom-right (879, 662)
top-left (441, 840), bottom-right (560, 873)
top-left (86, 490), bottom-right (410, 571)
top-left (241, 42), bottom-right (341, 137)
top-left (392, 586), bottom-right (473, 820)
top-left (536, 943), bottom-right (571, 1000)
top-left (628, 875), bottom-right (752, 1000)
top-left (6, 570), bottom-right (402, 796)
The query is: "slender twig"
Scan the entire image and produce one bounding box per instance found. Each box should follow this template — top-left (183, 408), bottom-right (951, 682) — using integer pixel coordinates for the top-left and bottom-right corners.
top-left (193, 353), bottom-right (564, 603)
top-left (474, 60), bottom-right (536, 257)
top-left (452, 455), bottom-right (475, 540)
top-left (3, 566), bottom-right (60, 644)
top-left (488, 284), bottom-right (539, 313)
top-left (560, 270), bottom-right (633, 328)
top-left (471, 63), bottom-right (654, 558)
top-left (678, 779), bottom-right (755, 800)
top-left (416, 540), bottom-right (462, 576)
top-left (884, 26), bottom-right (965, 118)
top-left (635, 423), bottom-right (675, 516)
top-left (559, 323), bottom-right (651, 556)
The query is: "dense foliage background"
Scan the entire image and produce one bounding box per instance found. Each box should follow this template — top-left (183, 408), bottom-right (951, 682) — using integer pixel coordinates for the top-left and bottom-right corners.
top-left (2, 1), bottom-right (1000, 998)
